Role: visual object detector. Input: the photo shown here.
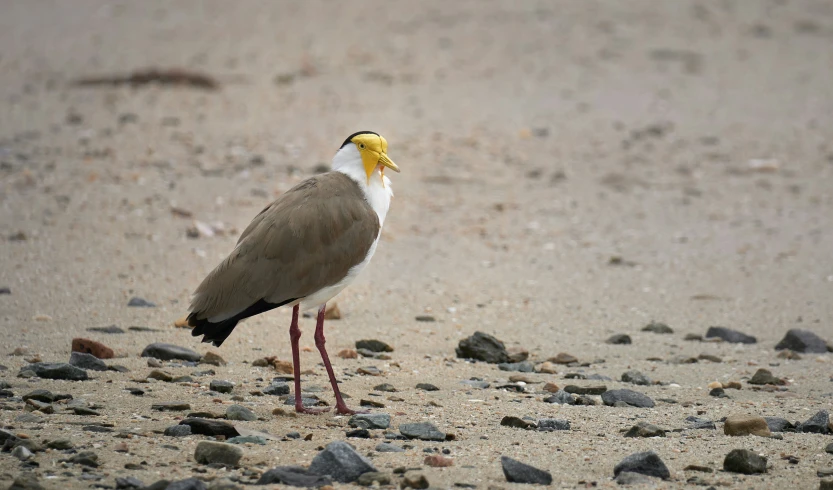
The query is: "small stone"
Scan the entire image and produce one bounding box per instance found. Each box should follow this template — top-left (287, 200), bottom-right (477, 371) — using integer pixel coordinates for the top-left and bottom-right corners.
top-left (263, 382), bottom-right (290, 395)
top-left (115, 477), bottom-right (145, 489)
top-left (797, 410), bottom-right (829, 434)
top-left (165, 425), bottom-right (193, 437)
top-left (698, 353), bottom-right (723, 363)
top-left (308, 440), bottom-right (378, 483)
top-left (825, 442), bottom-right (833, 454)
top-left (456, 331), bottom-right (509, 363)
top-left (724, 415), bottom-right (772, 437)
top-left (748, 368), bottom-right (784, 385)
top-left (400, 422), bottom-right (446, 441)
top-left (624, 422), bottom-right (666, 438)
top-left (818, 469), bottom-right (833, 478)
top-left (226, 404), bottom-right (257, 421)
top-left (424, 455), bottom-right (454, 467)
top-left (141, 343), bottom-right (201, 362)
top-left (705, 326), bottom-right (756, 344)
top-left (210, 380), bottom-right (234, 394)
top-left (356, 339), bottom-right (393, 352)
top-left (642, 322), bottom-right (673, 334)
top-left (535, 362), bottom-right (558, 374)
top-left (507, 347), bottom-right (529, 363)
top-left (710, 387), bottom-right (728, 397)
top-left (820, 479), bottom-right (833, 490)
top-left (147, 358), bottom-right (163, 368)
top-left (621, 370), bottom-right (651, 386)
top-left (537, 419), bottom-right (570, 431)
top-left (683, 465), bottom-right (713, 473)
top-left (401, 474), bottom-right (429, 489)
top-left (613, 451), bottom-right (670, 479)
top-left (69, 351), bottom-right (108, 371)
top-left (460, 379), bottom-right (490, 389)
top-left (498, 361), bottom-right (535, 372)
top-left (356, 472), bottom-right (391, 486)
top-left (0, 287), bottom-right (9, 295)
top-left (11, 445), bottom-right (32, 461)
top-left (323, 303), bottom-right (342, 320)
top-left (376, 442), bottom-right (405, 452)
top-left (337, 349), bottom-right (358, 359)
top-left (564, 385), bottom-right (607, 395)
top-left (72, 406), bottom-right (100, 416)
top-left (776, 350), bottom-right (802, 360)
top-left (501, 416), bottom-right (537, 430)
top-left (200, 352), bottom-right (227, 366)
top-left (415, 315), bottom-right (435, 322)
top-left (416, 383), bottom-right (439, 391)
top-left (153, 402), bottom-right (191, 411)
top-left (195, 441), bottom-right (243, 466)
top-left (606, 334), bottom-right (632, 345)
top-left (542, 382), bottom-right (560, 393)
top-left (71, 337), bottom-right (116, 359)
top-left (21, 362), bottom-right (88, 381)
top-left (500, 456), bottom-right (553, 485)
top-left (357, 366), bottom-right (382, 376)
top-left (127, 296), bottom-right (156, 307)
top-left (148, 369), bottom-right (174, 382)
top-left (764, 417), bottom-right (793, 433)
top-left (686, 416), bottom-right (716, 429)
top-left (257, 466), bottom-right (332, 487)
top-left (346, 428), bottom-right (370, 438)
top-left (67, 451), bottom-right (99, 467)
top-left (684, 333), bottom-right (703, 341)
top-left (227, 435), bottom-right (266, 445)
top-left (47, 439), bottom-right (73, 450)
top-left (9, 474), bottom-right (45, 490)
top-left (548, 352), bottom-right (578, 364)
top-left (775, 329), bottom-right (829, 353)
top-left (724, 381), bottom-right (742, 389)
top-left (614, 472), bottom-right (659, 486)
top-left (543, 390), bottom-right (575, 405)
top-left (723, 449), bottom-right (767, 474)
top-left (349, 413), bottom-right (391, 429)
top-left (602, 389), bottom-right (655, 408)
top-left (166, 479), bottom-right (207, 490)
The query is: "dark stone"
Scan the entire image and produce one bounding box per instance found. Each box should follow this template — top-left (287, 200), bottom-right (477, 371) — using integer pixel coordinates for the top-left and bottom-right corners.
top-left (209, 380), bottom-right (234, 394)
top-left (0, 389), bottom-right (12, 398)
top-left (263, 382), bottom-right (290, 395)
top-left (414, 315), bottom-right (435, 322)
top-left (621, 370), bottom-right (651, 386)
top-left (402, 474), bottom-right (429, 489)
top-left (748, 369), bottom-right (784, 385)
top-left (710, 387), bottom-right (728, 397)
top-left (373, 383), bottom-right (397, 392)
top-left (257, 466), bottom-right (333, 487)
top-left (416, 383), bottom-right (440, 391)
top-left (127, 297), bottom-right (156, 307)
top-left (797, 410), bottom-right (829, 434)
top-left (642, 322), bottom-right (673, 334)
top-left (543, 390), bottom-right (575, 405)
top-left (346, 429), bottom-right (370, 438)
top-left (0, 287), bottom-right (10, 295)
top-left (775, 329), bottom-right (828, 353)
top-left (537, 419), bottom-right (570, 431)
top-left (83, 425), bottom-right (113, 433)
top-left (87, 325), bottom-right (125, 334)
top-left (455, 331), bottom-right (510, 364)
top-left (500, 456), bottom-right (552, 485)
top-left (115, 477), bottom-right (145, 489)
top-left (165, 425), bottom-right (193, 437)
top-left (21, 363), bottom-right (88, 381)
top-left (705, 326), bottom-right (756, 344)
top-left (399, 422), bottom-right (446, 441)
top-left (624, 422), bottom-right (666, 438)
top-left (152, 402), bottom-right (191, 411)
top-left (355, 340), bottom-right (393, 352)
top-left (8, 474), bottom-right (45, 490)
top-left (613, 451), bottom-right (670, 479)
top-left (141, 343), bottom-right (201, 362)
top-left (307, 441), bottom-right (377, 483)
top-left (356, 472), bottom-right (391, 487)
top-left (825, 442), bottom-right (833, 454)
top-left (225, 404), bottom-right (257, 421)
top-left (180, 418), bottom-right (240, 438)
top-left (764, 417), bottom-right (794, 433)
top-left (500, 416), bottom-right (537, 430)
top-left (601, 389), bottom-right (655, 408)
top-left (166, 478), bottom-right (207, 490)
top-left (69, 352), bottom-right (108, 371)
top-left (141, 481), bottom-right (171, 490)
top-left (723, 449), bottom-right (767, 474)
top-left (22, 389), bottom-right (57, 403)
top-left (348, 413), bottom-right (391, 429)
top-left (564, 385), bottom-right (607, 395)
top-left (498, 361), bottom-right (535, 372)
top-left (66, 451), bottom-right (99, 467)
top-left (606, 334), bottom-right (632, 345)
top-left (686, 416), bottom-right (716, 429)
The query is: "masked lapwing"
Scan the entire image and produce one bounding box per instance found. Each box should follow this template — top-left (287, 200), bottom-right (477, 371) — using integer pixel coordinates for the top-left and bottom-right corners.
top-left (186, 131), bottom-right (399, 414)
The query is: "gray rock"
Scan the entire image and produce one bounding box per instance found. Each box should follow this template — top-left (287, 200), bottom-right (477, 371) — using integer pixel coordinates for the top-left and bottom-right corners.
top-left (115, 476), bottom-right (145, 489)
top-left (88, 325), bottom-right (125, 334)
top-left (22, 389), bottom-right (57, 403)
top-left (705, 326), bottom-right (756, 344)
top-left (748, 369), bottom-right (784, 385)
top-left (11, 445), bottom-right (32, 461)
top-left (606, 334), bottom-right (632, 345)
top-left (826, 442), bottom-right (833, 454)
top-left (455, 331), bottom-right (510, 364)
top-left (8, 474), bottom-right (45, 490)
top-left (210, 380), bottom-right (234, 394)
top-left (180, 418), bottom-right (240, 438)
top-left (797, 410), bottom-right (829, 434)
top-left (226, 404), bottom-right (257, 421)
top-left (355, 339), bottom-right (393, 352)
top-left (459, 379), bottom-right (490, 389)
top-left (621, 370), bottom-right (651, 386)
top-left (69, 352), bottom-right (108, 371)
top-left (723, 449), bottom-right (767, 474)
top-left (564, 385), bottom-right (607, 395)
top-left (141, 343), bottom-right (201, 362)
top-left (624, 422), bottom-right (666, 438)
top-left (764, 417), bottom-right (794, 433)
top-left (67, 451), bottom-right (99, 467)
top-left (399, 422), bottom-right (446, 441)
top-left (194, 441), bottom-right (243, 466)
top-left (308, 441), bottom-right (377, 483)
top-left (498, 361), bottom-right (534, 372)
top-left (537, 419), bottom-right (570, 431)
top-left (166, 478), bottom-right (207, 490)
top-left (349, 413), bottom-right (391, 429)
top-left (501, 416), bottom-right (537, 429)
top-left (500, 456), bottom-right (553, 485)
top-left (775, 329), bottom-right (828, 353)
top-left (373, 383), bottom-right (397, 392)
top-left (21, 363), bottom-right (88, 381)
top-left (227, 435), bottom-right (267, 445)
top-left (602, 389), bottom-right (655, 408)
top-left (127, 296), bottom-right (156, 307)
top-left (256, 466), bottom-right (332, 487)
top-left (46, 439), bottom-right (73, 449)
top-left (686, 416), bottom-right (716, 429)
top-left (375, 442), bottom-right (405, 453)
top-left (613, 451), bottom-right (670, 479)
top-left (642, 322), bottom-right (674, 334)
top-left (356, 472), bottom-right (391, 487)
top-left (263, 382), bottom-right (290, 395)
top-left (165, 425), bottom-right (193, 437)
top-left (415, 383), bottom-right (440, 391)
top-left (543, 390), bottom-right (575, 405)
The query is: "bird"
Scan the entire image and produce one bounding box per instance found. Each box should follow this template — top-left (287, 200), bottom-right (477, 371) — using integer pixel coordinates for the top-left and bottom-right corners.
top-left (185, 131), bottom-right (399, 414)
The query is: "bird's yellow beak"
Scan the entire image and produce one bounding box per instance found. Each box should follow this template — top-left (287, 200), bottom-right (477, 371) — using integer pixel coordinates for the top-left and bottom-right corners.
top-left (378, 153), bottom-right (400, 173)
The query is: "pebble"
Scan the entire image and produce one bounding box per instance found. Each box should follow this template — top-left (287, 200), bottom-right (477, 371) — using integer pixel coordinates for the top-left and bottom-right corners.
top-left (748, 368), bottom-right (784, 385)
top-left (642, 322), bottom-right (674, 334)
top-left (47, 439), bottom-right (73, 449)
top-left (686, 416), bottom-right (716, 429)
top-left (764, 417), bottom-right (793, 433)
top-left (705, 326), bottom-right (756, 344)
top-left (605, 334), bottom-right (632, 345)
top-left (826, 442), bottom-right (833, 454)
top-left (357, 366), bottom-right (382, 376)
top-left (349, 413), bottom-right (391, 429)
top-left (71, 338), bottom-right (115, 358)
top-left (401, 473), bottom-right (429, 489)
top-left (263, 382), bottom-right (290, 395)
top-left (601, 389), bottom-right (655, 408)
top-left (614, 472), bottom-right (659, 486)
top-left (66, 451), bottom-right (99, 467)
top-left (227, 435), bottom-right (267, 445)
top-left (774, 329), bottom-right (829, 353)
top-left (194, 441), bottom-right (243, 466)
top-left (210, 380), bottom-right (234, 393)
top-left (357, 472), bottom-right (392, 486)
top-left (501, 416), bottom-right (537, 430)
top-left (400, 422), bottom-right (446, 441)
top-left (147, 358), bottom-right (163, 368)
top-left (127, 296), bottom-right (156, 307)
top-left (698, 353), bottom-right (722, 363)
top-left (621, 370), bottom-right (651, 386)
top-left (415, 315), bottom-right (436, 322)
top-left (549, 352), bottom-right (578, 364)
top-left (226, 404), bottom-right (257, 421)
top-left (613, 451), bottom-right (670, 479)
top-left (355, 339), bottom-right (393, 352)
top-left (346, 428), bottom-right (370, 438)
top-left (624, 422), bottom-right (666, 438)
top-left (498, 361), bottom-right (534, 372)
top-left (543, 390), bottom-right (575, 405)
top-left (416, 382), bottom-right (440, 391)
top-left (337, 349), bottom-right (358, 359)
top-left (152, 402), bottom-right (191, 411)
top-left (257, 466), bottom-right (332, 487)
top-left (69, 352), bottom-right (108, 371)
top-left (308, 441), bottom-right (378, 483)
top-left (11, 445), bottom-right (32, 461)
top-left (180, 418), bottom-right (240, 438)
top-left (455, 331), bottom-right (509, 363)
top-left (535, 361), bottom-right (558, 374)
top-left (8, 474), bottom-right (44, 490)
top-left (724, 414), bottom-right (772, 437)
top-left (537, 419), bottom-right (570, 431)
top-left (115, 477), bottom-right (145, 489)
top-left (723, 449), bottom-right (767, 474)
top-left (141, 343), bottom-right (202, 362)
top-left (460, 379), bottom-right (490, 389)
top-left (564, 385), bottom-right (607, 395)
top-left (148, 370), bottom-right (174, 382)
top-left (709, 387), bottom-right (728, 397)
top-left (164, 425), bottom-right (193, 437)
top-left (376, 442), bottom-right (405, 452)
top-left (542, 382), bottom-right (560, 392)
top-left (797, 410), bottom-right (829, 434)
top-left (20, 362), bottom-right (88, 381)
top-left (500, 456), bottom-right (553, 485)
top-left (200, 352), bottom-right (227, 366)
top-left (424, 455), bottom-right (454, 467)
top-left (164, 479), bottom-right (207, 490)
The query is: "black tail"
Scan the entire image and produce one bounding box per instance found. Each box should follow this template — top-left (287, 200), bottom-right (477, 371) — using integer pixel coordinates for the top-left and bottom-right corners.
top-left (188, 298), bottom-right (296, 347)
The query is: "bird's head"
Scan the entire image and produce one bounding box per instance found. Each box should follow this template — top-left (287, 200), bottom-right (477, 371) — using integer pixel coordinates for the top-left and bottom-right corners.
top-left (333, 131), bottom-right (400, 185)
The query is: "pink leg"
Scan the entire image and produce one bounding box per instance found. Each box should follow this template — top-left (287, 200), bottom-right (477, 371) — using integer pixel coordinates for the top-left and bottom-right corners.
top-left (315, 303), bottom-right (367, 415)
top-left (289, 304), bottom-right (329, 414)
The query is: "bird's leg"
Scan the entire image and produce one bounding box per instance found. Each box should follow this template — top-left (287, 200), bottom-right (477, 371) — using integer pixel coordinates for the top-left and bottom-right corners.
top-left (289, 304), bottom-right (329, 414)
top-left (315, 303), bottom-right (367, 415)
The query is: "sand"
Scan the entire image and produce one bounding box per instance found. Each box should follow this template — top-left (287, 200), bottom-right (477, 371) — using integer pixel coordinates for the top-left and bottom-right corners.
top-left (1, 1), bottom-right (832, 488)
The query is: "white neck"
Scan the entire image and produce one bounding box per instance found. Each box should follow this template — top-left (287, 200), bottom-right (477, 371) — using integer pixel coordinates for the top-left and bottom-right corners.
top-left (332, 145), bottom-right (393, 226)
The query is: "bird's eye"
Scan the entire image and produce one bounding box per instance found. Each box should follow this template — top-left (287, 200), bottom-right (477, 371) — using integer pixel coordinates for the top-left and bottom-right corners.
top-left (359, 143), bottom-right (366, 149)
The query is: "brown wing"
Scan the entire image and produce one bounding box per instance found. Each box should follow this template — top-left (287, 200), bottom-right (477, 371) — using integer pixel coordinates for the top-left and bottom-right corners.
top-left (188, 172), bottom-right (380, 321)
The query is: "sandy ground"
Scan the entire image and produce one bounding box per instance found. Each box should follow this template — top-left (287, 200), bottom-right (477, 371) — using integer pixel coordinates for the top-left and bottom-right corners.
top-left (1, 1), bottom-right (833, 488)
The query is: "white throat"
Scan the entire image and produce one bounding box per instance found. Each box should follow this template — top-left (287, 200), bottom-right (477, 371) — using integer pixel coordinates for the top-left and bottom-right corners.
top-left (332, 145), bottom-right (393, 226)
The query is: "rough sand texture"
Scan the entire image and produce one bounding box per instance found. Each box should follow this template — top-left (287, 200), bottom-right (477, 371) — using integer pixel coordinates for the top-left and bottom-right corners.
top-left (1, 1), bottom-right (832, 489)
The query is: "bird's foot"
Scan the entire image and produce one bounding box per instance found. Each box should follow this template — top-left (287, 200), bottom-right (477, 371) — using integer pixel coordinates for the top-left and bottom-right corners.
top-left (335, 404), bottom-right (368, 415)
top-left (295, 405), bottom-right (331, 415)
